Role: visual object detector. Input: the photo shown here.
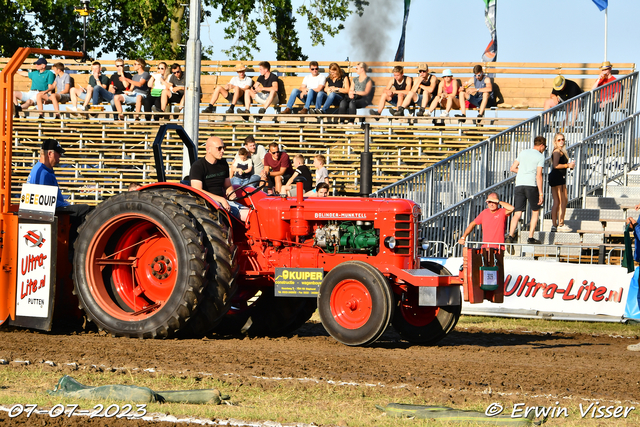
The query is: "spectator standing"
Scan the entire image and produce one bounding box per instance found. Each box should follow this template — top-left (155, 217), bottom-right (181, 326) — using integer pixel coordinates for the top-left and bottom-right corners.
top-left (281, 154), bottom-right (313, 195)
top-left (506, 136), bottom-right (547, 245)
top-left (458, 192), bottom-right (515, 248)
top-left (394, 63), bottom-right (437, 117)
top-left (427, 69), bottom-right (465, 118)
top-left (113, 58), bottom-right (150, 120)
top-left (370, 66), bottom-right (412, 116)
top-left (36, 62), bottom-right (70, 120)
top-left (69, 61), bottom-right (109, 113)
top-left (160, 63), bottom-right (186, 114)
top-left (281, 61), bottom-right (326, 115)
top-left (313, 155), bottom-right (330, 186)
top-left (203, 64), bottom-right (252, 114)
top-left (230, 147), bottom-right (254, 187)
top-left (338, 62), bottom-right (374, 122)
top-left (241, 61), bottom-right (279, 114)
top-left (262, 143), bottom-right (294, 194)
top-left (13, 57), bottom-right (55, 118)
top-left (549, 133), bottom-right (575, 232)
top-left (314, 63), bottom-right (349, 114)
top-left (460, 65), bottom-right (494, 121)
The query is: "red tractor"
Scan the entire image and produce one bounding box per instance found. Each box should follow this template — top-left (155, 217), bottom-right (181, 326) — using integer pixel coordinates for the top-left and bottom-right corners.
top-left (1, 50), bottom-right (502, 346)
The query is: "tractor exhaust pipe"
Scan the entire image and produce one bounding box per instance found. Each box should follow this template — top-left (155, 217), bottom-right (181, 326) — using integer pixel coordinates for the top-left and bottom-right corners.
top-left (360, 123), bottom-right (373, 197)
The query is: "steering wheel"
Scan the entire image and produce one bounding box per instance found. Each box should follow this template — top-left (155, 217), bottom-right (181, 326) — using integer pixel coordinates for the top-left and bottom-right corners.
top-left (230, 179), bottom-right (269, 202)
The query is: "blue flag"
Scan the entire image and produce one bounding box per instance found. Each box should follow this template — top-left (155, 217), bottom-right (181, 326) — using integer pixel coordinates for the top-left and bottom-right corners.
top-left (592, 0), bottom-right (608, 11)
top-left (394, 0), bottom-right (411, 62)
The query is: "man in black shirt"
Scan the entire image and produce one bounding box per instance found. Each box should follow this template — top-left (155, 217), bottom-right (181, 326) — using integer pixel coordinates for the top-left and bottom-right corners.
top-left (190, 136), bottom-right (248, 220)
top-left (544, 75), bottom-right (583, 110)
top-left (280, 154), bottom-right (313, 196)
top-left (240, 61), bottom-right (279, 114)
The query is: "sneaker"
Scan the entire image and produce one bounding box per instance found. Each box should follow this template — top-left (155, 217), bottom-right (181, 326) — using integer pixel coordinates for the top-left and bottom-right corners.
top-left (369, 108), bottom-right (380, 116)
top-left (151, 105), bottom-right (160, 113)
top-left (527, 237), bottom-right (541, 245)
top-left (425, 110), bottom-right (433, 117)
top-left (557, 224), bottom-right (573, 232)
top-left (505, 235), bottom-right (514, 244)
top-left (14, 104), bottom-right (22, 118)
top-left (455, 113), bottom-right (466, 123)
top-left (258, 107), bottom-right (266, 114)
top-left (416, 108), bottom-right (425, 117)
top-left (440, 111), bottom-right (449, 118)
top-left (550, 226), bottom-right (558, 232)
top-left (67, 105), bottom-right (77, 112)
top-left (393, 107), bottom-right (405, 117)
top-left (225, 106), bottom-right (235, 114)
top-left (202, 104), bottom-right (215, 114)
top-left (627, 342), bottom-right (640, 351)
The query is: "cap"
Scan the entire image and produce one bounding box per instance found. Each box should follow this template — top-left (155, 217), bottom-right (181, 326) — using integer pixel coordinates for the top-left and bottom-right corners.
top-left (418, 63), bottom-right (428, 72)
top-left (553, 75), bottom-right (566, 91)
top-left (442, 69), bottom-right (453, 77)
top-left (600, 61), bottom-right (613, 70)
top-left (235, 64), bottom-right (247, 72)
top-left (34, 57), bottom-right (47, 66)
top-left (42, 139), bottom-right (65, 155)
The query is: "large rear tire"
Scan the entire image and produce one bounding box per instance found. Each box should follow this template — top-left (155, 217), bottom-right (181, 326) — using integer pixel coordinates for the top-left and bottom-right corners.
top-left (391, 261), bottom-right (461, 345)
top-left (318, 261), bottom-right (393, 346)
top-left (155, 190), bottom-right (238, 337)
top-left (73, 191), bottom-right (207, 338)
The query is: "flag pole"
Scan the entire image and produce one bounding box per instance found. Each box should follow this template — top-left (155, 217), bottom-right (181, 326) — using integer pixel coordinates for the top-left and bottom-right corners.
top-left (604, 7), bottom-right (608, 61)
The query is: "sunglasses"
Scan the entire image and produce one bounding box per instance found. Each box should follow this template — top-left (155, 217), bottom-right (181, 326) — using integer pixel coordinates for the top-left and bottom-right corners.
top-left (310, 67), bottom-right (319, 70)
top-left (419, 70), bottom-right (427, 73)
top-left (486, 201), bottom-right (498, 204)
top-left (173, 70), bottom-right (182, 74)
top-left (270, 150), bottom-right (279, 154)
top-left (116, 64), bottom-right (124, 67)
top-left (158, 67), bottom-right (165, 70)
top-left (214, 146), bottom-right (225, 151)
top-left (557, 138), bottom-right (565, 141)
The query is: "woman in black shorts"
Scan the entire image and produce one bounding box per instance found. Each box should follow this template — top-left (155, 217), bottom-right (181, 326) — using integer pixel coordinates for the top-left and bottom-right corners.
top-left (549, 133), bottom-right (575, 232)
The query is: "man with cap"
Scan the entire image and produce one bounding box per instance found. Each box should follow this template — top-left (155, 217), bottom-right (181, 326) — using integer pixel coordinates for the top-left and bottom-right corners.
top-left (544, 75), bottom-right (584, 110)
top-left (393, 63), bottom-right (437, 117)
top-left (12, 57), bottom-right (55, 118)
top-left (202, 64), bottom-right (253, 114)
top-left (592, 61), bottom-right (620, 107)
top-left (27, 139), bottom-right (92, 249)
top-left (458, 192), bottom-right (514, 249)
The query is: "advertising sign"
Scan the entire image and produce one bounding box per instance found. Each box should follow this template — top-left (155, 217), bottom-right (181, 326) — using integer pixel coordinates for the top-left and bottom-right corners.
top-left (440, 257), bottom-right (634, 321)
top-left (15, 223), bottom-right (53, 318)
top-left (18, 183), bottom-right (58, 222)
top-left (275, 268), bottom-right (324, 297)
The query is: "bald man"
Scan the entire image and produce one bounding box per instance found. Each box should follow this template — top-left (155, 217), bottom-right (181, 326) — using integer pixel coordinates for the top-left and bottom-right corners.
top-left (190, 136), bottom-right (248, 220)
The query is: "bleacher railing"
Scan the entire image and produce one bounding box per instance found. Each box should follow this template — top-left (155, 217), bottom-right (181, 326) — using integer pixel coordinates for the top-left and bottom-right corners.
top-left (375, 72), bottom-right (638, 219)
top-left (421, 111), bottom-right (640, 258)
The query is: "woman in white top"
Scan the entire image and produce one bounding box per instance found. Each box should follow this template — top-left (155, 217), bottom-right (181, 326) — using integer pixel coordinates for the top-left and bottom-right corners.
top-left (145, 62), bottom-right (168, 119)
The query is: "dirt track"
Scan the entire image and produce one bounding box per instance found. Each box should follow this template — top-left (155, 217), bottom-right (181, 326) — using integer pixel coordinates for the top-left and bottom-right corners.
top-left (1, 321), bottom-right (639, 426)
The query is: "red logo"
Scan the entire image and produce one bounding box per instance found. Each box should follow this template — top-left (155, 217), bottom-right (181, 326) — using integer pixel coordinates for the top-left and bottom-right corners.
top-left (24, 230), bottom-right (45, 248)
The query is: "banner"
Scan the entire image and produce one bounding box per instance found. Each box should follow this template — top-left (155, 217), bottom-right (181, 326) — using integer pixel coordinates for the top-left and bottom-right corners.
top-left (592, 0), bottom-right (608, 11)
top-left (482, 0), bottom-right (497, 62)
top-left (394, 0), bottom-right (411, 62)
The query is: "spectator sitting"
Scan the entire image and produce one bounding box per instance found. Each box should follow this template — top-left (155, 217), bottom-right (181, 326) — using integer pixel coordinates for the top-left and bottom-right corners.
top-left (394, 63), bottom-right (437, 117)
top-left (370, 65), bottom-right (412, 116)
top-left (203, 64), bottom-right (253, 114)
top-left (113, 58), bottom-right (150, 121)
top-left (235, 135), bottom-right (266, 186)
top-left (338, 62), bottom-right (374, 123)
top-left (313, 154), bottom-right (330, 186)
top-left (13, 57), bottom-right (55, 118)
top-left (544, 75), bottom-right (584, 110)
top-left (281, 61), bottom-right (326, 115)
top-left (305, 182), bottom-right (330, 197)
top-left (281, 154), bottom-right (313, 196)
top-left (91, 58), bottom-right (131, 119)
top-left (460, 65), bottom-right (494, 121)
top-left (160, 63), bottom-right (186, 115)
top-left (458, 192), bottom-right (514, 249)
top-left (230, 147), bottom-right (254, 187)
top-left (314, 63), bottom-right (350, 114)
top-left (36, 62), bottom-right (71, 120)
top-left (427, 69), bottom-right (465, 118)
top-left (240, 61), bottom-right (279, 115)
top-left (261, 142), bottom-right (293, 194)
top-left (145, 62), bottom-right (169, 118)
top-left (69, 61), bottom-right (109, 113)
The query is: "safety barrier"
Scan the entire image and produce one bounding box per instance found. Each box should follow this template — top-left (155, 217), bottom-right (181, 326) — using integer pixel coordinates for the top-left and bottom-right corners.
top-left (421, 111), bottom-right (640, 257)
top-left (375, 72), bottom-right (639, 218)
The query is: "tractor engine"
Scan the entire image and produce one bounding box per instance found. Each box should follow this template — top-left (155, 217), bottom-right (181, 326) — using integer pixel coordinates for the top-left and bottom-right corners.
top-left (314, 221), bottom-right (379, 255)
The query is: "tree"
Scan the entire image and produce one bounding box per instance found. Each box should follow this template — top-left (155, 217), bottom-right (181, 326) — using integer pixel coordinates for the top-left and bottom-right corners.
top-left (2, 0), bottom-right (368, 61)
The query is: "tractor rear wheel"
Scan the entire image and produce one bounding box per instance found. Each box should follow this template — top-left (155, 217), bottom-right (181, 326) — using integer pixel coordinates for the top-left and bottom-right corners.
top-left (318, 261), bottom-right (393, 346)
top-left (391, 261), bottom-right (461, 345)
top-left (154, 190), bottom-right (238, 337)
top-left (73, 191), bottom-right (207, 338)
top-left (213, 288), bottom-right (317, 337)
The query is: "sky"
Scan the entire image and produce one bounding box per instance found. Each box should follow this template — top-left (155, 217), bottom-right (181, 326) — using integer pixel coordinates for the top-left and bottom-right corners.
top-left (200, 0), bottom-right (640, 70)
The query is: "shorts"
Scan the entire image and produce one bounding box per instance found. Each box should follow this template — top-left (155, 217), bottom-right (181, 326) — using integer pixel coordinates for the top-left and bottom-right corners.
top-left (20, 90), bottom-right (40, 103)
top-left (468, 92), bottom-right (495, 108)
top-left (78, 90), bottom-right (87, 101)
top-left (514, 186), bottom-right (541, 212)
top-left (256, 92), bottom-right (275, 105)
top-left (167, 92), bottom-right (183, 104)
top-left (59, 93), bottom-right (71, 104)
top-left (388, 95), bottom-right (398, 106)
top-left (122, 93), bottom-right (146, 105)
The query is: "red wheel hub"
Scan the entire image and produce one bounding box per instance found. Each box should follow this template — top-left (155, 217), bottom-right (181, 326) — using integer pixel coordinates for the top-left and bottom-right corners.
top-left (330, 279), bottom-right (373, 329)
top-left (86, 214), bottom-right (178, 321)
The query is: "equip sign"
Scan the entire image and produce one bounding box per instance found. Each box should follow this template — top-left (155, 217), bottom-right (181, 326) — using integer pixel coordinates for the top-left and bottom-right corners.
top-left (275, 268), bottom-right (324, 297)
top-left (18, 183), bottom-right (58, 222)
top-left (15, 223), bottom-right (53, 318)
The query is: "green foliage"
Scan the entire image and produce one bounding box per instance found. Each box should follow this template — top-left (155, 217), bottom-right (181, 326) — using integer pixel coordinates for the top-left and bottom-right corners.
top-left (1, 0), bottom-right (38, 55)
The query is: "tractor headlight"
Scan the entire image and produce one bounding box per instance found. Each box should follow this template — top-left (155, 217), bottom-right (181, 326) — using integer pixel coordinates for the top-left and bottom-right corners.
top-left (421, 238), bottom-right (430, 251)
top-left (384, 236), bottom-right (397, 249)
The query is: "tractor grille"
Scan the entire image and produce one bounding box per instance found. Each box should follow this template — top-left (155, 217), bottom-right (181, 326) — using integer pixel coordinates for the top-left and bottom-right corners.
top-left (393, 214), bottom-right (413, 255)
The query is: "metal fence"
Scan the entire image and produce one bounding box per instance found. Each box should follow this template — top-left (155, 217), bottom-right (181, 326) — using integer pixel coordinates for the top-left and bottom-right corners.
top-left (375, 72), bottom-right (639, 218)
top-left (420, 111), bottom-right (640, 257)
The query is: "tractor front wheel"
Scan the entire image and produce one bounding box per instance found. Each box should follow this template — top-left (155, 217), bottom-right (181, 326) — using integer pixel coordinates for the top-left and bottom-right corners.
top-left (318, 261), bottom-right (393, 346)
top-left (73, 191), bottom-right (207, 338)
